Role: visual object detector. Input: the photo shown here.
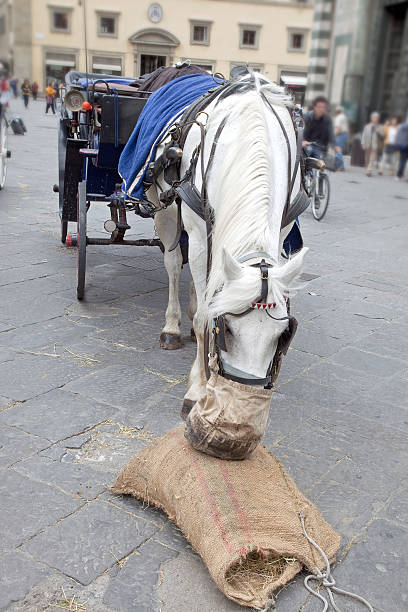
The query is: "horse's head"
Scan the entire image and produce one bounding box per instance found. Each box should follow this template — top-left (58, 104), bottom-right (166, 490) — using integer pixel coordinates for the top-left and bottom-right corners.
top-left (208, 247), bottom-right (307, 385)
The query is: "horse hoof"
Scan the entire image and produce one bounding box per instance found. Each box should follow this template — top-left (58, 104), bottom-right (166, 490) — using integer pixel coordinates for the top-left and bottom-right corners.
top-left (190, 327), bottom-right (196, 342)
top-left (181, 399), bottom-right (196, 421)
top-left (160, 332), bottom-right (182, 350)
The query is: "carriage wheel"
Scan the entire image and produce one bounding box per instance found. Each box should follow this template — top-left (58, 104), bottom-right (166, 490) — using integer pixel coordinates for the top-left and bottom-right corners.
top-left (0, 112), bottom-right (8, 190)
top-left (61, 219), bottom-right (68, 244)
top-left (58, 118), bottom-right (69, 242)
top-left (76, 181), bottom-right (87, 300)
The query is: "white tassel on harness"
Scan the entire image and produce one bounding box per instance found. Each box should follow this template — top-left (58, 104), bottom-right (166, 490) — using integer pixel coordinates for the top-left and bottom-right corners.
top-left (299, 510), bottom-right (374, 612)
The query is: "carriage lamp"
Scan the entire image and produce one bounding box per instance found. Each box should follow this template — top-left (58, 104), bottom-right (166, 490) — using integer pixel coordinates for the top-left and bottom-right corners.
top-left (64, 89), bottom-right (85, 112)
top-left (82, 101), bottom-right (92, 111)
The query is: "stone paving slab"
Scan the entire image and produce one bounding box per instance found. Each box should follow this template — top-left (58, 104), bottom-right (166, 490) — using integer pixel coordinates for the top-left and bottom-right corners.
top-left (62, 363), bottom-right (171, 411)
top-left (0, 469), bottom-right (84, 547)
top-left (0, 425), bottom-right (50, 468)
top-left (1, 97), bottom-right (407, 611)
top-left (103, 540), bottom-right (179, 612)
top-left (0, 388), bottom-right (118, 441)
top-left (22, 501), bottom-right (159, 586)
top-left (0, 550), bottom-right (52, 611)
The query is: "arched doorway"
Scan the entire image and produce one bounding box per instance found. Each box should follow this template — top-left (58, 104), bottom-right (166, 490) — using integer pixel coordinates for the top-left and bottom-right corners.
top-left (129, 28), bottom-right (180, 77)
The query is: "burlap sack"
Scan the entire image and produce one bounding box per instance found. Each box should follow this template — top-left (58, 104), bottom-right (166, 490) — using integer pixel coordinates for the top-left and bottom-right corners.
top-left (185, 372), bottom-right (273, 460)
top-left (111, 426), bottom-right (340, 609)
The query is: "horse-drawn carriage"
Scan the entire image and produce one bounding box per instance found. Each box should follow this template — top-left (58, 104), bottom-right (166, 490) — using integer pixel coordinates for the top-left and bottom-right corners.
top-left (56, 66), bottom-right (309, 301)
top-left (56, 70), bottom-right (163, 299)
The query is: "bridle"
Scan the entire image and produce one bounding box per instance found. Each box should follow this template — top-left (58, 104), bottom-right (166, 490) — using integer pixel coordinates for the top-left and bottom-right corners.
top-left (211, 251), bottom-right (298, 389)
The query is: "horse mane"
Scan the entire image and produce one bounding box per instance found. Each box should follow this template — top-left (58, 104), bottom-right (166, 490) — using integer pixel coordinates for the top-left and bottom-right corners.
top-left (203, 78), bottom-right (295, 319)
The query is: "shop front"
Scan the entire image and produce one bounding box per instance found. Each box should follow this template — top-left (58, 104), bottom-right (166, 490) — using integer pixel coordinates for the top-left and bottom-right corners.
top-left (280, 71), bottom-right (308, 105)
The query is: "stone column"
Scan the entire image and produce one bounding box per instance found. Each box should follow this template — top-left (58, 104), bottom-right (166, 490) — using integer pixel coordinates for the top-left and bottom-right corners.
top-left (393, 9), bottom-right (408, 118)
top-left (304, 0), bottom-right (335, 107)
top-left (341, 0), bottom-right (372, 126)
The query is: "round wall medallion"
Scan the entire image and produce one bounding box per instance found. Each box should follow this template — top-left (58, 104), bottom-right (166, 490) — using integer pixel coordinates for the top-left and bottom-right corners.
top-left (148, 3), bottom-right (163, 23)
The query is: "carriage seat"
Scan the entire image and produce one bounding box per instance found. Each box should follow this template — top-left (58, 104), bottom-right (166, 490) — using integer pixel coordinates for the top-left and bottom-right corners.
top-left (95, 93), bottom-right (148, 170)
top-left (89, 81), bottom-right (143, 97)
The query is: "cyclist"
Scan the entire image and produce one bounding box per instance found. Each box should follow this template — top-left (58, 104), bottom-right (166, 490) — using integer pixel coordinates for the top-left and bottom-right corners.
top-left (302, 96), bottom-right (338, 160)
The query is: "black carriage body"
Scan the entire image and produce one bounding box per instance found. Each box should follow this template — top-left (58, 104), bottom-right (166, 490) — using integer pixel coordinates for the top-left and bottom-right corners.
top-left (58, 72), bottom-right (148, 224)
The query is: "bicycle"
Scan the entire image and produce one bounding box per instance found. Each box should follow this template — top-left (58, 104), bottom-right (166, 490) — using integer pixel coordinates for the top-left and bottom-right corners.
top-left (304, 143), bottom-right (331, 221)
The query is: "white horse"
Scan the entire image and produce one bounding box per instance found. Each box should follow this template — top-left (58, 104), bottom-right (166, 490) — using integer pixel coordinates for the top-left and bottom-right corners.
top-left (150, 76), bottom-right (307, 421)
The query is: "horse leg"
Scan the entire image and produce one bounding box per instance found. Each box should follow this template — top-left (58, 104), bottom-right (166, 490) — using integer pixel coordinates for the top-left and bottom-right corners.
top-left (180, 224), bottom-right (208, 418)
top-left (154, 206), bottom-right (183, 350)
top-left (187, 280), bottom-right (197, 341)
top-left (181, 308), bottom-right (207, 419)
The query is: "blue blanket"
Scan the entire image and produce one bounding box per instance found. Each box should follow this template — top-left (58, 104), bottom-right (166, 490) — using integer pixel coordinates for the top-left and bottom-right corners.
top-left (119, 73), bottom-right (216, 200)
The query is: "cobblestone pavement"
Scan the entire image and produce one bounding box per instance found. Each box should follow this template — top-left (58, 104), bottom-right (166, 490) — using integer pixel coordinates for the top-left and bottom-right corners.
top-left (0, 99), bottom-right (407, 612)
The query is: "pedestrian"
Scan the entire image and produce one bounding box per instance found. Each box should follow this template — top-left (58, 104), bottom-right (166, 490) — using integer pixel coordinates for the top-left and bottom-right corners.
top-left (45, 81), bottom-right (57, 114)
top-left (9, 76), bottom-right (18, 98)
top-left (379, 117), bottom-right (400, 176)
top-left (361, 112), bottom-right (384, 176)
top-left (334, 105), bottom-right (349, 171)
top-left (21, 79), bottom-right (31, 107)
top-left (31, 81), bottom-right (39, 101)
top-left (394, 119), bottom-right (408, 181)
top-left (58, 81), bottom-right (65, 99)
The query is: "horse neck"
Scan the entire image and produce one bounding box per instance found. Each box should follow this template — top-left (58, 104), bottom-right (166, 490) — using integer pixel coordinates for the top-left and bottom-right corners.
top-left (205, 95), bottom-right (295, 275)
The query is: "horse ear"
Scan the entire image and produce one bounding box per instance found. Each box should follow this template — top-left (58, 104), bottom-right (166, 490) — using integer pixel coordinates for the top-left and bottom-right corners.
top-left (222, 248), bottom-right (243, 281)
top-left (277, 247), bottom-right (308, 286)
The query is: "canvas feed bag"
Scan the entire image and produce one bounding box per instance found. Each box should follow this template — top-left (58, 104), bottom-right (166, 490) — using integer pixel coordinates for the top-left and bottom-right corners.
top-left (111, 426), bottom-right (340, 609)
top-left (185, 370), bottom-right (273, 461)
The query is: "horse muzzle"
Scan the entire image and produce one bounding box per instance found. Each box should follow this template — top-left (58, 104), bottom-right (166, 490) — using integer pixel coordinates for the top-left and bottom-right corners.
top-left (184, 372), bottom-right (273, 460)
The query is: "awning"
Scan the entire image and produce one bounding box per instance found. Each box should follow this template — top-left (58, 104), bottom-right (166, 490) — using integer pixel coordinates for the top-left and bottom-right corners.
top-left (92, 63), bottom-right (121, 72)
top-left (280, 74), bottom-right (307, 87)
top-left (45, 58), bottom-right (76, 67)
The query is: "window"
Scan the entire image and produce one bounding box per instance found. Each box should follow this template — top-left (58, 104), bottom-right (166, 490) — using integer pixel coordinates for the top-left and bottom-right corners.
top-left (49, 7), bottom-right (72, 34)
top-left (97, 12), bottom-right (119, 37)
top-left (45, 52), bottom-right (76, 87)
top-left (190, 20), bottom-right (212, 46)
top-left (193, 25), bottom-right (207, 42)
top-left (92, 55), bottom-right (122, 76)
top-left (181, 58), bottom-right (215, 73)
top-left (54, 11), bottom-right (68, 31)
top-left (0, 16), bottom-right (5, 36)
top-left (242, 30), bottom-right (255, 46)
top-left (239, 24), bottom-right (261, 50)
top-left (230, 62), bottom-right (264, 76)
top-left (287, 29), bottom-right (308, 52)
top-left (291, 33), bottom-right (304, 49)
top-left (100, 17), bottom-right (114, 34)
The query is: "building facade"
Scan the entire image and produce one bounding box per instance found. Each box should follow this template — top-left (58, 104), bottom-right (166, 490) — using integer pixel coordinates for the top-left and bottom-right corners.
top-left (0, 0), bottom-right (314, 96)
top-left (305, 0), bottom-right (408, 129)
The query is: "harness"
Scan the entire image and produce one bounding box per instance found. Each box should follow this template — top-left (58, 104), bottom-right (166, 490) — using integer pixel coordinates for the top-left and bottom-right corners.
top-left (148, 77), bottom-right (308, 389)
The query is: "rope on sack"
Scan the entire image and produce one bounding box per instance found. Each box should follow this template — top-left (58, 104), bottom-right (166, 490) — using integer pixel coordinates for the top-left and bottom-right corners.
top-left (260, 595), bottom-right (276, 611)
top-left (299, 510), bottom-right (374, 612)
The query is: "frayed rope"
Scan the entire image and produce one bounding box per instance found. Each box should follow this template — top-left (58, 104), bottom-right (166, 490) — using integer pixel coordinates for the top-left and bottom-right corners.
top-left (300, 510), bottom-right (374, 611)
top-left (260, 593), bottom-right (276, 611)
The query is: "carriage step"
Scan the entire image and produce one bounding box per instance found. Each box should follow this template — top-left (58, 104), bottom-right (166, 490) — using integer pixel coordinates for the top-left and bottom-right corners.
top-left (66, 233), bottom-right (77, 247)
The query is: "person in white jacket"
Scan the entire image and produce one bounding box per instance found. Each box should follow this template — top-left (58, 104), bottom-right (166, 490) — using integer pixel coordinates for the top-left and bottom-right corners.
top-left (361, 112), bottom-right (384, 176)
